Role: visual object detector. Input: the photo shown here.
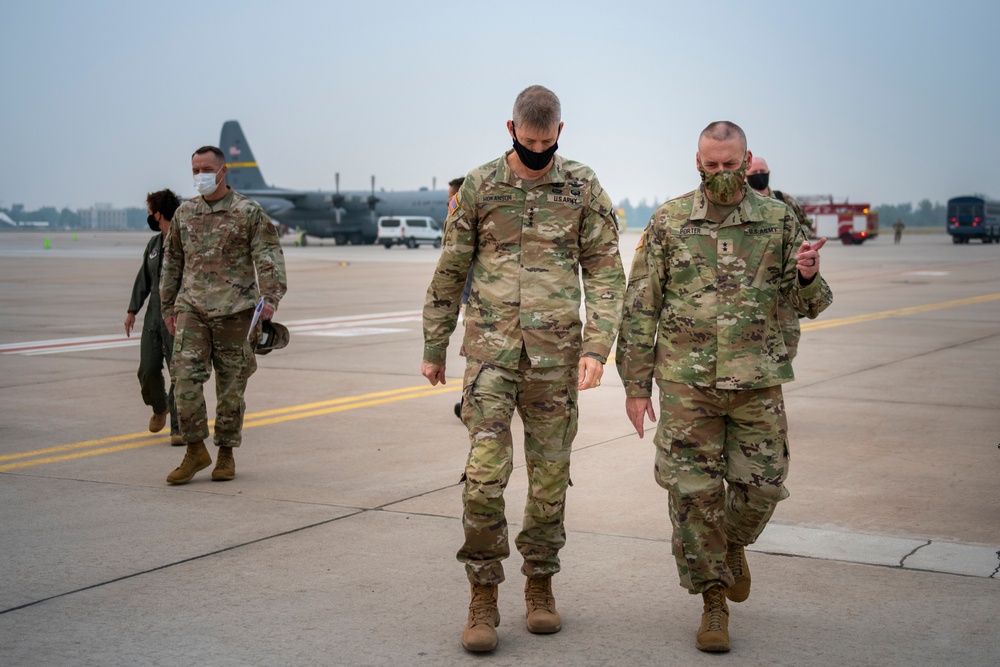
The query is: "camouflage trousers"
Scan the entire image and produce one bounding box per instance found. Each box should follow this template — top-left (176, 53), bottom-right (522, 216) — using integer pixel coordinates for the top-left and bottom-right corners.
top-left (777, 298), bottom-right (801, 362)
top-left (457, 358), bottom-right (579, 586)
top-left (653, 381), bottom-right (790, 594)
top-left (171, 309), bottom-right (257, 448)
top-left (138, 319), bottom-right (177, 435)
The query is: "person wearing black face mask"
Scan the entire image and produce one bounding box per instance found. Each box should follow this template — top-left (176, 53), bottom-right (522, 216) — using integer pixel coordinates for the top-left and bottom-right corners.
top-left (421, 84), bottom-right (625, 653)
top-left (746, 156), bottom-right (814, 361)
top-left (124, 188), bottom-right (182, 444)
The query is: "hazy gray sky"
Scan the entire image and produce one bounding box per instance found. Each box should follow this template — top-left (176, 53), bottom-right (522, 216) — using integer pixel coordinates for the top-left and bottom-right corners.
top-left (1, 0), bottom-right (997, 212)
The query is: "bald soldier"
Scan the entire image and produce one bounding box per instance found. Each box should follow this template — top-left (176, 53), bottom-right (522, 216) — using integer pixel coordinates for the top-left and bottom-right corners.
top-left (747, 156), bottom-right (814, 361)
top-left (422, 85), bottom-right (625, 652)
top-left (616, 121), bottom-right (832, 653)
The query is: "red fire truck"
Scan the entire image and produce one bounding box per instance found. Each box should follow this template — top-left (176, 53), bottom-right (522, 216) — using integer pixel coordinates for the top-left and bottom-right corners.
top-left (798, 197), bottom-right (880, 245)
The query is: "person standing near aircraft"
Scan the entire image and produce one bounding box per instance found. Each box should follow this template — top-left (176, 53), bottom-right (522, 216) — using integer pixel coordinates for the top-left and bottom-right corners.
top-left (616, 121), bottom-right (832, 653)
top-left (160, 146), bottom-right (287, 485)
top-left (125, 189), bottom-right (182, 445)
top-left (421, 85), bottom-right (625, 652)
top-left (746, 156), bottom-right (813, 361)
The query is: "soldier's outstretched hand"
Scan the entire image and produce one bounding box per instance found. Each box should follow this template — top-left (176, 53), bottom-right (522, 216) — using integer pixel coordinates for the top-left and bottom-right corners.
top-left (626, 397), bottom-right (656, 439)
top-left (421, 361), bottom-right (446, 386)
top-left (796, 237), bottom-right (827, 280)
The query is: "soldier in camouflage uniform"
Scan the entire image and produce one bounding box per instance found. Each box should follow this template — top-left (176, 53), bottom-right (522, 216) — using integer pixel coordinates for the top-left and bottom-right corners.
top-left (616, 121), bottom-right (832, 653)
top-left (125, 189), bottom-right (182, 444)
top-left (747, 156), bottom-right (815, 361)
top-left (160, 146), bottom-right (287, 485)
top-left (421, 85), bottom-right (625, 653)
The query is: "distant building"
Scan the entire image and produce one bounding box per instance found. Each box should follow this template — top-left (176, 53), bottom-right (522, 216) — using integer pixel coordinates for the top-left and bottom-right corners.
top-left (78, 203), bottom-right (127, 229)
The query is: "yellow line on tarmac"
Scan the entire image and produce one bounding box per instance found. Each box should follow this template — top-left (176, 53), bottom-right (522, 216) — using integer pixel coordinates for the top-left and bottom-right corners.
top-left (801, 293), bottom-right (1000, 332)
top-left (0, 384), bottom-right (459, 472)
top-left (243, 386), bottom-right (457, 428)
top-left (6, 292), bottom-right (995, 472)
top-left (0, 432), bottom-right (164, 463)
top-left (0, 440), bottom-right (164, 472)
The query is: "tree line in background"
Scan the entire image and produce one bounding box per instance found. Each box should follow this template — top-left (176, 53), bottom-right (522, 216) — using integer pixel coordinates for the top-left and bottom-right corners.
top-left (618, 198), bottom-right (952, 230)
top-left (0, 197), bottom-right (965, 231)
top-left (871, 199), bottom-right (949, 228)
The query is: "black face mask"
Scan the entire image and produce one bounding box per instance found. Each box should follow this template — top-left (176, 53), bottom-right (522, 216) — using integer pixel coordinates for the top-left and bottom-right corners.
top-left (746, 172), bottom-right (770, 192)
top-left (147, 214), bottom-right (159, 232)
top-left (512, 126), bottom-right (558, 172)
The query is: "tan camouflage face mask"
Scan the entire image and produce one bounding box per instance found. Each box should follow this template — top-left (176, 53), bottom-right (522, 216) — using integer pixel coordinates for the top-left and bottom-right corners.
top-left (699, 158), bottom-right (747, 205)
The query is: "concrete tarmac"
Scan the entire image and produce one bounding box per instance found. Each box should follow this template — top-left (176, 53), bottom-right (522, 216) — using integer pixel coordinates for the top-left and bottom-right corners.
top-left (0, 229), bottom-right (997, 666)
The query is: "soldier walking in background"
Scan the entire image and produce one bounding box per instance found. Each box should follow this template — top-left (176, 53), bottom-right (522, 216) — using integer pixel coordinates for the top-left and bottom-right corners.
top-left (125, 189), bottom-right (182, 445)
top-left (893, 218), bottom-right (905, 244)
top-left (160, 146), bottom-right (287, 485)
top-left (617, 121), bottom-right (832, 653)
top-left (421, 85), bottom-right (625, 652)
top-left (746, 156), bottom-right (814, 361)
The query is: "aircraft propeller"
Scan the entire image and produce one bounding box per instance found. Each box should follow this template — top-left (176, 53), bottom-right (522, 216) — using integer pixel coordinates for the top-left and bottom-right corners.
top-left (368, 175), bottom-right (380, 226)
top-left (332, 173), bottom-right (345, 207)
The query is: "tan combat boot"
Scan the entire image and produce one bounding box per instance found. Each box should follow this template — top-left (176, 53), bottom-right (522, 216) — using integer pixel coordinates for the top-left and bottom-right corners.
top-left (725, 544), bottom-right (751, 602)
top-left (166, 442), bottom-right (211, 485)
top-left (212, 446), bottom-right (236, 481)
top-left (525, 576), bottom-right (561, 634)
top-left (149, 410), bottom-right (168, 433)
top-left (461, 583), bottom-right (500, 652)
top-left (696, 585), bottom-right (730, 652)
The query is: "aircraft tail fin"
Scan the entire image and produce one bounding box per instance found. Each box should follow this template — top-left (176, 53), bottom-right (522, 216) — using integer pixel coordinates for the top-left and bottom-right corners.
top-left (220, 120), bottom-right (268, 191)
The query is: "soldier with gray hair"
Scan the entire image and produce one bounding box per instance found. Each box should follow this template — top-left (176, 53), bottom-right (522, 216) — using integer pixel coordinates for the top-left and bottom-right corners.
top-left (616, 121), bottom-right (832, 653)
top-left (421, 84), bottom-right (625, 652)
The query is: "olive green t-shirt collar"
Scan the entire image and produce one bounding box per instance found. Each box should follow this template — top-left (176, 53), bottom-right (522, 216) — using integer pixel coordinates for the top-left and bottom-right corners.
top-left (201, 187), bottom-right (235, 212)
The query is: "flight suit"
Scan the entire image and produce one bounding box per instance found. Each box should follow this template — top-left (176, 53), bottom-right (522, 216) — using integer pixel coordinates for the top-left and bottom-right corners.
top-left (423, 151), bottom-right (625, 585)
top-left (160, 189), bottom-right (287, 448)
top-left (127, 232), bottom-right (177, 435)
top-left (616, 187), bottom-right (832, 593)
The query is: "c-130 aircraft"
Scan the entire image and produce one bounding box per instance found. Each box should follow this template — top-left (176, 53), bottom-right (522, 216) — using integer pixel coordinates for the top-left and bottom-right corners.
top-left (220, 120), bottom-right (448, 245)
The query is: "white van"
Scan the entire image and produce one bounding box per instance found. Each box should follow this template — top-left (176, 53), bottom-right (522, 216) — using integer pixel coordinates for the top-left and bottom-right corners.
top-left (376, 216), bottom-right (443, 249)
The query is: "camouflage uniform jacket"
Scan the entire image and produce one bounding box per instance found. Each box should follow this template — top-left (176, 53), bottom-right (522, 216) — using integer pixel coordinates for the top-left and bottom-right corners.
top-left (616, 187), bottom-right (832, 395)
top-left (772, 189), bottom-right (813, 236)
top-left (423, 151), bottom-right (625, 369)
top-left (160, 189), bottom-right (287, 318)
